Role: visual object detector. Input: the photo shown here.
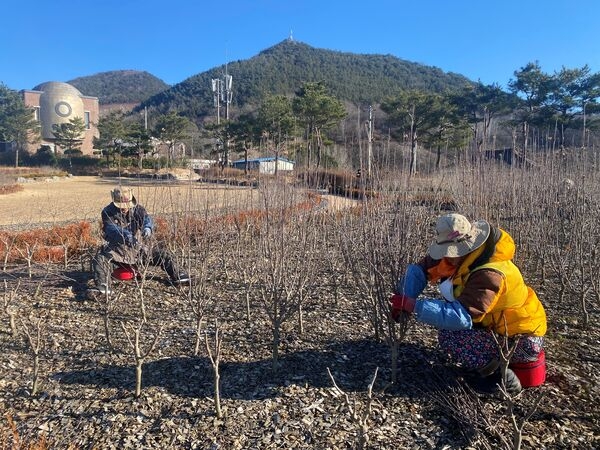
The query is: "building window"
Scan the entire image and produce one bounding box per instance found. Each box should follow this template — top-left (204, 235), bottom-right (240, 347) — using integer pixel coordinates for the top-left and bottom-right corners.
top-left (34, 107), bottom-right (40, 121)
top-left (84, 111), bottom-right (90, 129)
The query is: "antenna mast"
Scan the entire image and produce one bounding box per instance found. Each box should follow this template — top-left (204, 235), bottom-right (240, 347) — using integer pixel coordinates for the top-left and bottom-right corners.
top-left (224, 61), bottom-right (232, 121)
top-left (210, 56), bottom-right (233, 124)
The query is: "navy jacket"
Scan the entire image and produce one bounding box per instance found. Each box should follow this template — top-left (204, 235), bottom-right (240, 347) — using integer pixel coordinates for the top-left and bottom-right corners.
top-left (101, 202), bottom-right (153, 247)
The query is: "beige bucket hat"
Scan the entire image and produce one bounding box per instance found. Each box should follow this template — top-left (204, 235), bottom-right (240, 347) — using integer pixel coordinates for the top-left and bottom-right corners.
top-left (111, 187), bottom-right (136, 209)
top-left (428, 213), bottom-right (490, 259)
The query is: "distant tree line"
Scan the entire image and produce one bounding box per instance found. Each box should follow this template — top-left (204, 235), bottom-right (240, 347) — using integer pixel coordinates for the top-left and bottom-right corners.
top-left (1, 59), bottom-right (599, 173)
top-left (68, 70), bottom-right (170, 105)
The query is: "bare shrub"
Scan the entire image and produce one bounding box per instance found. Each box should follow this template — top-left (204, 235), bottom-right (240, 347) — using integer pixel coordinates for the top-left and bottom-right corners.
top-left (336, 177), bottom-right (431, 383)
top-left (0, 184), bottom-right (24, 195)
top-left (20, 315), bottom-right (45, 396)
top-left (327, 367), bottom-right (380, 450)
top-left (473, 322), bottom-right (543, 450)
top-left (205, 320), bottom-right (224, 419)
top-left (2, 280), bottom-right (20, 336)
top-left (120, 319), bottom-right (162, 398)
top-left (250, 180), bottom-right (321, 370)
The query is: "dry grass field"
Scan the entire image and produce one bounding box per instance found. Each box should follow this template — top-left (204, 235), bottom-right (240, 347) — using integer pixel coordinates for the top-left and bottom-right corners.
top-left (0, 175), bottom-right (356, 230)
top-left (0, 176), bottom-right (265, 229)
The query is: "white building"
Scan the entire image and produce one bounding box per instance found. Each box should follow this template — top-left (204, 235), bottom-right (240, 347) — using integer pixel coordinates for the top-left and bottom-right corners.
top-left (231, 157), bottom-right (295, 174)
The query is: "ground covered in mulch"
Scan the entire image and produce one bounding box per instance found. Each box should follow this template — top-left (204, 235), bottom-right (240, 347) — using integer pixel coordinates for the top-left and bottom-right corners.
top-left (0, 259), bottom-right (598, 449)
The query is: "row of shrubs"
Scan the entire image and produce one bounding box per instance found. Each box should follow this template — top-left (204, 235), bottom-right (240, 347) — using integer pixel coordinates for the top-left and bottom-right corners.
top-left (0, 222), bottom-right (97, 266)
top-left (0, 190), bottom-right (326, 265)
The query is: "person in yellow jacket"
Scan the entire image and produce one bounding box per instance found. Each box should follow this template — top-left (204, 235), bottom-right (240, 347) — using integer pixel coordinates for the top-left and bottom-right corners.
top-left (390, 213), bottom-right (546, 394)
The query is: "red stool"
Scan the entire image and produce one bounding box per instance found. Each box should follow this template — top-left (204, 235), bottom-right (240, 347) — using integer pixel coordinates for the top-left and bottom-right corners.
top-left (112, 265), bottom-right (137, 281)
top-left (510, 349), bottom-right (546, 387)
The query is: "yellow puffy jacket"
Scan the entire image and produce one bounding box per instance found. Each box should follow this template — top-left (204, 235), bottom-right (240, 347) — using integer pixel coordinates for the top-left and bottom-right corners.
top-left (452, 229), bottom-right (547, 337)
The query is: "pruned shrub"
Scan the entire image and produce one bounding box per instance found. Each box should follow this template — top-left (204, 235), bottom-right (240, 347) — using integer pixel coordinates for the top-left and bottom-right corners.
top-left (0, 221), bottom-right (98, 264)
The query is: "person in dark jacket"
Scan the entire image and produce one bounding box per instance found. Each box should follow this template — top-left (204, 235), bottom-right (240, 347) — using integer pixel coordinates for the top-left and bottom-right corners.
top-left (92, 187), bottom-right (190, 294)
top-left (390, 213), bottom-right (546, 394)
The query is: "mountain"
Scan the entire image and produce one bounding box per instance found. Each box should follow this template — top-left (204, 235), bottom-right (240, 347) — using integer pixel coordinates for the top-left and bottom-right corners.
top-left (139, 40), bottom-right (473, 121)
top-left (68, 70), bottom-right (169, 105)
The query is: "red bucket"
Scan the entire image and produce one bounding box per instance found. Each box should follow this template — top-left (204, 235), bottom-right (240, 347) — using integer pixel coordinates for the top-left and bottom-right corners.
top-left (510, 349), bottom-right (546, 387)
top-left (112, 266), bottom-right (136, 281)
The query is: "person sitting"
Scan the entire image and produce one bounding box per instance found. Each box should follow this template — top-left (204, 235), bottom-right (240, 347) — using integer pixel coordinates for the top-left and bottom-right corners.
top-left (390, 213), bottom-right (546, 394)
top-left (92, 187), bottom-right (190, 294)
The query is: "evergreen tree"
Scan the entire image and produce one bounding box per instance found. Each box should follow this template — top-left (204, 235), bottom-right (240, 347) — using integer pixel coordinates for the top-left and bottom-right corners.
top-left (382, 90), bottom-right (458, 174)
top-left (257, 95), bottom-right (295, 169)
top-left (93, 111), bottom-right (128, 165)
top-left (153, 112), bottom-right (193, 166)
top-left (228, 113), bottom-right (260, 174)
top-left (292, 82), bottom-right (346, 168)
top-left (449, 83), bottom-right (513, 155)
top-left (52, 117), bottom-right (86, 168)
top-left (0, 83), bottom-right (40, 167)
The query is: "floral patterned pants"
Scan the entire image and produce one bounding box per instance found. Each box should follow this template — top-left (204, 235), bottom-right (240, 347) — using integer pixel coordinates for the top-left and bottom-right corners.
top-left (438, 328), bottom-right (544, 371)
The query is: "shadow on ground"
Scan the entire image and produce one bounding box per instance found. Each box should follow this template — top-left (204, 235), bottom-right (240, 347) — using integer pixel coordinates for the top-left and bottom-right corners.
top-left (53, 339), bottom-right (456, 401)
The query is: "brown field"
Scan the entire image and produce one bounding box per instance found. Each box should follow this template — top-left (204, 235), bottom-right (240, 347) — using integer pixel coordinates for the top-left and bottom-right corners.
top-left (0, 176), bottom-right (264, 229)
top-left (0, 175), bottom-right (356, 230)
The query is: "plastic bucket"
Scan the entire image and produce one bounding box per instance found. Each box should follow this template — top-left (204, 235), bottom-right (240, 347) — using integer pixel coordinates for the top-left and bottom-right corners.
top-left (112, 266), bottom-right (136, 281)
top-left (510, 349), bottom-right (546, 387)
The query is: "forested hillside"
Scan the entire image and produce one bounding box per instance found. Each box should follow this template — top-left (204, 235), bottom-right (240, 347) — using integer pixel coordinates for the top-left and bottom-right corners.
top-left (140, 40), bottom-right (473, 120)
top-left (68, 70), bottom-right (169, 105)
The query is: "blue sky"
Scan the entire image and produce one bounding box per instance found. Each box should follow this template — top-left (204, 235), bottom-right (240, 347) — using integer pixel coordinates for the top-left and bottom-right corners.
top-left (2, 0), bottom-right (598, 92)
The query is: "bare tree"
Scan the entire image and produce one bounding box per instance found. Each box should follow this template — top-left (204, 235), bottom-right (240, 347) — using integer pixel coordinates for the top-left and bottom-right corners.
top-left (120, 320), bottom-right (162, 398)
top-left (2, 280), bottom-right (20, 336)
top-left (327, 367), bottom-right (380, 450)
top-left (176, 215), bottom-right (214, 356)
top-left (100, 291), bottom-right (122, 350)
top-left (230, 214), bottom-right (259, 321)
top-left (205, 320), bottom-right (224, 418)
top-left (15, 241), bottom-right (39, 278)
top-left (251, 181), bottom-right (320, 370)
top-left (20, 315), bottom-right (45, 396)
top-left (337, 188), bottom-right (429, 383)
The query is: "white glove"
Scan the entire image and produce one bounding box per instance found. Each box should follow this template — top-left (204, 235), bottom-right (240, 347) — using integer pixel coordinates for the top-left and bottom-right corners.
top-left (439, 279), bottom-right (456, 302)
top-left (142, 227), bottom-right (152, 238)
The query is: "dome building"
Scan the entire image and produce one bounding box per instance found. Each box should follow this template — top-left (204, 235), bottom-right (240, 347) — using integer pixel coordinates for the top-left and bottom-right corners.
top-left (22, 81), bottom-right (99, 156)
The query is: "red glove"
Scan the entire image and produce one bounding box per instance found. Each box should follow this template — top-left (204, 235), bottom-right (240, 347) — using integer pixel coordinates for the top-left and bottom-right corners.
top-left (390, 294), bottom-right (416, 322)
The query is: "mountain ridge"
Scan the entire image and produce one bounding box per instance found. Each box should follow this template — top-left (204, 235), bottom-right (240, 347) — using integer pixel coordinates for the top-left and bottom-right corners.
top-left (66, 40), bottom-right (474, 120)
top-left (139, 40), bottom-right (473, 121)
top-left (68, 70), bottom-right (169, 105)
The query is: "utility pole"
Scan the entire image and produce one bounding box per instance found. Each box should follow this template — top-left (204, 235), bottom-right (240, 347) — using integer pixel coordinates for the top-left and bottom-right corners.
top-left (365, 105), bottom-right (373, 177)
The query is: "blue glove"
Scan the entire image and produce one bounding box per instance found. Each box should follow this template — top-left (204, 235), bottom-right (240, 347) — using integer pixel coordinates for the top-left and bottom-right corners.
top-left (396, 264), bottom-right (427, 298)
top-left (142, 227), bottom-right (152, 238)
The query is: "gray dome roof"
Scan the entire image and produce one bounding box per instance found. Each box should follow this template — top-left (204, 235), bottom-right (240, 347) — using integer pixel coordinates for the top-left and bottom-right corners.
top-left (32, 81), bottom-right (83, 97)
